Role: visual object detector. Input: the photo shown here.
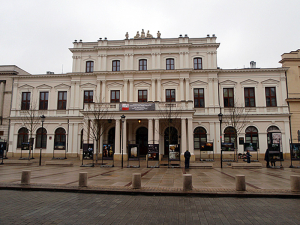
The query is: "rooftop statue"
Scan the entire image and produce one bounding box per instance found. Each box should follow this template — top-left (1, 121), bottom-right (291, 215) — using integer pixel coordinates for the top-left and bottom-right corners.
top-left (157, 31), bottom-right (161, 38)
top-left (146, 30), bottom-right (153, 38)
top-left (125, 32), bottom-right (129, 40)
top-left (134, 31), bottom-right (140, 39)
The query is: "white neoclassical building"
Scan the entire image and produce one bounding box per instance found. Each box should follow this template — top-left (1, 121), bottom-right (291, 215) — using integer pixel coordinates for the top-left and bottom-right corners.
top-left (7, 31), bottom-right (290, 161)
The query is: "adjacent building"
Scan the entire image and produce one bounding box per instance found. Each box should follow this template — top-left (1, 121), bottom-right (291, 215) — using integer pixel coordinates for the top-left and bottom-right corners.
top-left (7, 31), bottom-right (290, 160)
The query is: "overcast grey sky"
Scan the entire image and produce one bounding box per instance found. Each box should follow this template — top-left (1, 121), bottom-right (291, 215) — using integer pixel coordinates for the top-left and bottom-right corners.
top-left (1, 0), bottom-right (299, 74)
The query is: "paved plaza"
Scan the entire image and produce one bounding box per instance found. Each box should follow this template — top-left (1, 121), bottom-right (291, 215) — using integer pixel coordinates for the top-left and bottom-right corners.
top-left (1, 190), bottom-right (300, 224)
top-left (1, 157), bottom-right (300, 195)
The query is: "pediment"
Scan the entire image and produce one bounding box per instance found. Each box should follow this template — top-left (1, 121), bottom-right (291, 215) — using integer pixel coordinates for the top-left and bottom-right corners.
top-left (107, 82), bottom-right (123, 87)
top-left (261, 79), bottom-right (279, 84)
top-left (220, 80), bottom-right (237, 85)
top-left (134, 81), bottom-right (151, 87)
top-left (54, 83), bottom-right (71, 89)
top-left (36, 84), bottom-right (52, 89)
top-left (240, 79), bottom-right (258, 86)
top-left (18, 84), bottom-right (34, 89)
top-left (162, 81), bottom-right (179, 86)
top-left (80, 82), bottom-right (97, 88)
top-left (190, 80), bottom-right (208, 86)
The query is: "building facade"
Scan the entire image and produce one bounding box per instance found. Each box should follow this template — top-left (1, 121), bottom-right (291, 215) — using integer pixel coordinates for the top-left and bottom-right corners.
top-left (280, 49), bottom-right (300, 144)
top-left (8, 31), bottom-right (290, 160)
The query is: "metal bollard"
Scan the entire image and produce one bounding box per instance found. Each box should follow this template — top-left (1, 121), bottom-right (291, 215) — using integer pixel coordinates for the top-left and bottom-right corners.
top-left (291, 175), bottom-right (300, 192)
top-left (21, 170), bottom-right (31, 185)
top-left (79, 172), bottom-right (88, 187)
top-left (236, 175), bottom-right (246, 191)
top-left (132, 173), bottom-right (141, 189)
top-left (183, 174), bottom-right (193, 191)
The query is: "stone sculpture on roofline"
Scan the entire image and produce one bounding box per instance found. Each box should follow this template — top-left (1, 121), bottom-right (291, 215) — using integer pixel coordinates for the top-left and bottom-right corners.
top-left (128, 30), bottom-right (160, 39)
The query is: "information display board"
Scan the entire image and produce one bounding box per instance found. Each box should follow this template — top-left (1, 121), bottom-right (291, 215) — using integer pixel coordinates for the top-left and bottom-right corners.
top-left (221, 143), bottom-right (234, 151)
top-left (83, 143), bottom-right (94, 159)
top-left (290, 143), bottom-right (300, 160)
top-left (244, 143), bottom-right (257, 151)
top-left (147, 144), bottom-right (159, 161)
top-left (21, 142), bottom-right (30, 150)
top-left (102, 144), bottom-right (114, 160)
top-left (128, 144), bottom-right (139, 160)
top-left (201, 142), bottom-right (214, 151)
top-left (268, 143), bottom-right (280, 153)
top-left (169, 144), bottom-right (180, 161)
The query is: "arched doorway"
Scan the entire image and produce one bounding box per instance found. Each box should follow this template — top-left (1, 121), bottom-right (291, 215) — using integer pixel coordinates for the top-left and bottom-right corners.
top-left (164, 127), bottom-right (178, 155)
top-left (136, 127), bottom-right (148, 156)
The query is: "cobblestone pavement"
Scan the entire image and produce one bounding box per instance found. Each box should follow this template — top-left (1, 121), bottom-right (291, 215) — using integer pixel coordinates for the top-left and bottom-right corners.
top-left (0, 190), bottom-right (300, 225)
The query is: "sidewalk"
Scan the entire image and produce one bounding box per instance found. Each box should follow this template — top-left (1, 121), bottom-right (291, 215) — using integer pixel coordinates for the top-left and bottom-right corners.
top-left (1, 157), bottom-right (300, 197)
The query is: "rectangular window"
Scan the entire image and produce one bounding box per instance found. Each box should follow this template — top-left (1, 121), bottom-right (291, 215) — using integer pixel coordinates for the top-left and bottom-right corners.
top-left (139, 59), bottom-right (147, 71)
top-left (265, 87), bottom-right (277, 107)
top-left (84, 90), bottom-right (93, 103)
top-left (111, 90), bottom-right (120, 103)
top-left (244, 88), bottom-right (255, 107)
top-left (86, 61), bottom-right (94, 73)
top-left (39, 92), bottom-right (49, 110)
top-left (21, 92), bottom-right (31, 110)
top-left (194, 88), bottom-right (204, 108)
top-left (166, 58), bottom-right (174, 70)
top-left (138, 90), bottom-right (147, 102)
top-left (166, 89), bottom-right (175, 102)
top-left (223, 88), bottom-right (234, 107)
top-left (112, 60), bottom-right (120, 71)
top-left (194, 58), bottom-right (202, 70)
top-left (57, 91), bottom-right (67, 110)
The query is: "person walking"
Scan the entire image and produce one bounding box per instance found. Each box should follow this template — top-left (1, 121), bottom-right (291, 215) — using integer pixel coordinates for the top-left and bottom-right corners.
top-left (184, 149), bottom-right (191, 169)
top-left (246, 150), bottom-right (252, 163)
top-left (264, 149), bottom-right (270, 168)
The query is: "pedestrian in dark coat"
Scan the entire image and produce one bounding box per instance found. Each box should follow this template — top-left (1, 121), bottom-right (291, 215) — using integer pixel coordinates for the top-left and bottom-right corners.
top-left (184, 150), bottom-right (191, 169)
top-left (246, 150), bottom-right (252, 163)
top-left (264, 149), bottom-right (270, 168)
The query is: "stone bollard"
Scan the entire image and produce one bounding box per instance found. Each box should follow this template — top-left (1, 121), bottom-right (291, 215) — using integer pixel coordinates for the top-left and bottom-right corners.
top-left (291, 175), bottom-right (300, 192)
top-left (236, 175), bottom-right (246, 191)
top-left (183, 174), bottom-right (193, 191)
top-left (21, 170), bottom-right (31, 185)
top-left (132, 173), bottom-right (141, 189)
top-left (79, 172), bottom-right (88, 187)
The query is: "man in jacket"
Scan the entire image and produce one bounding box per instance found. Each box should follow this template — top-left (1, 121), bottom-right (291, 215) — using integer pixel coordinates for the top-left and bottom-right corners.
top-left (184, 150), bottom-right (191, 169)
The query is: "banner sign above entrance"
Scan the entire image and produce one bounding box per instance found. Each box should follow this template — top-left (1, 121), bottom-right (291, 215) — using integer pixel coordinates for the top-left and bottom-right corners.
top-left (120, 103), bottom-right (155, 111)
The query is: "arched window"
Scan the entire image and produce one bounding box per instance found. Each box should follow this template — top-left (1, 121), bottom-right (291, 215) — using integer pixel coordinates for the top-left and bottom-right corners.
top-left (194, 57), bottom-right (202, 70)
top-left (17, 128), bottom-right (28, 148)
top-left (166, 58), bottom-right (174, 70)
top-left (54, 128), bottom-right (66, 150)
top-left (245, 126), bottom-right (258, 147)
top-left (194, 127), bottom-right (207, 150)
top-left (139, 59), bottom-right (147, 71)
top-left (112, 60), bottom-right (120, 71)
top-left (224, 127), bottom-right (236, 147)
top-left (36, 128), bottom-right (47, 148)
top-left (86, 61), bottom-right (94, 73)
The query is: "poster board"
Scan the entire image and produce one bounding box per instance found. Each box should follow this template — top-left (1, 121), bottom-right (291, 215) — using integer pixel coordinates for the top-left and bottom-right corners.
top-left (169, 144), bottom-right (180, 161)
top-left (221, 143), bottom-right (234, 151)
top-left (102, 144), bottom-right (114, 160)
top-left (21, 142), bottom-right (30, 150)
top-left (290, 143), bottom-right (300, 160)
top-left (201, 142), bottom-right (214, 151)
top-left (128, 144), bottom-right (139, 160)
top-left (244, 143), bottom-right (257, 152)
top-left (83, 143), bottom-right (94, 159)
top-left (147, 144), bottom-right (159, 161)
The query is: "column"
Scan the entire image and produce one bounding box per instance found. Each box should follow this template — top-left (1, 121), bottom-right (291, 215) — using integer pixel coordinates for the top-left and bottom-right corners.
top-left (281, 76), bottom-right (288, 106)
top-left (96, 80), bottom-right (101, 103)
top-left (184, 52), bottom-right (189, 68)
top-left (74, 82), bottom-right (80, 109)
top-left (101, 80), bottom-right (106, 102)
top-left (123, 79), bottom-right (128, 102)
top-left (180, 78), bottom-right (184, 101)
top-left (115, 119), bottom-right (120, 154)
top-left (129, 79), bottom-right (134, 102)
top-left (0, 81), bottom-right (5, 118)
top-left (148, 119), bottom-right (153, 144)
top-left (151, 53), bottom-right (156, 69)
top-left (72, 56), bottom-right (76, 72)
top-left (122, 119), bottom-right (127, 154)
top-left (97, 55), bottom-right (101, 71)
top-left (102, 55), bottom-right (107, 71)
top-left (181, 118), bottom-right (187, 154)
top-left (157, 79), bottom-right (161, 101)
top-left (124, 54), bottom-right (128, 70)
top-left (100, 126), bottom-right (103, 155)
top-left (180, 52), bottom-right (183, 69)
top-left (213, 78), bottom-right (219, 108)
top-left (208, 78), bottom-right (214, 107)
top-left (185, 78), bottom-right (190, 101)
top-left (11, 81), bottom-right (18, 110)
top-left (156, 53), bottom-right (161, 69)
top-left (151, 79), bottom-right (155, 101)
top-left (70, 81), bottom-right (75, 109)
top-left (68, 123), bottom-right (74, 154)
top-left (187, 118), bottom-right (194, 155)
top-left (130, 54), bottom-right (134, 70)
top-left (154, 119), bottom-right (159, 144)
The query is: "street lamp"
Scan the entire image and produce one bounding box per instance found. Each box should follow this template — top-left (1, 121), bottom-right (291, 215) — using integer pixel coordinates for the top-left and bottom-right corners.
top-left (218, 112), bottom-right (223, 168)
top-left (121, 114), bottom-right (126, 168)
top-left (39, 115), bottom-right (46, 166)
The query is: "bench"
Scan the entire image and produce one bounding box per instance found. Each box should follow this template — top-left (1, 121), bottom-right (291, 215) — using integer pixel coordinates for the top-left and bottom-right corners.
top-left (1, 160), bottom-right (33, 166)
top-left (45, 161), bottom-right (73, 167)
top-left (231, 162), bottom-right (262, 169)
top-left (189, 163), bottom-right (213, 169)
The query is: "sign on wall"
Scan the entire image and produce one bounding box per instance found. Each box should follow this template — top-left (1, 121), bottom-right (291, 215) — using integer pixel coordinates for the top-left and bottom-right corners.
top-left (120, 103), bottom-right (155, 111)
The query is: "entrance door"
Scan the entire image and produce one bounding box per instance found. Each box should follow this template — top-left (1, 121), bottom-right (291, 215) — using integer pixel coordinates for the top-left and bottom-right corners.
top-left (136, 127), bottom-right (148, 156)
top-left (164, 127), bottom-right (178, 155)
